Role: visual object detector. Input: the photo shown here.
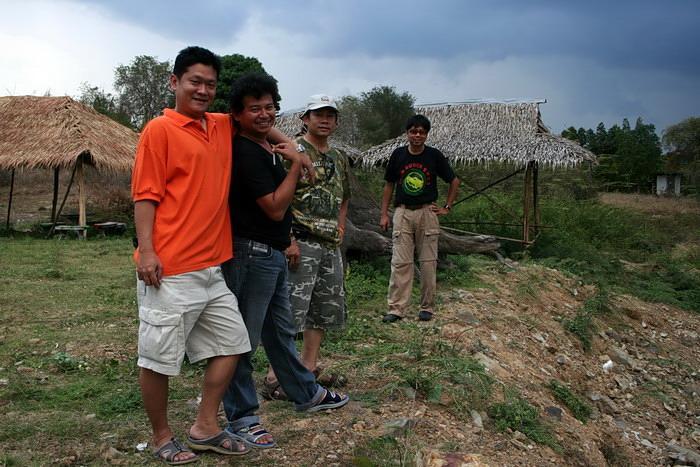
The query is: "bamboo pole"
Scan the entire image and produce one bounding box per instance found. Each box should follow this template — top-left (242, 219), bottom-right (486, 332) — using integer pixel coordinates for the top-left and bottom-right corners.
top-left (51, 168), bottom-right (59, 222)
top-left (533, 161), bottom-right (540, 235)
top-left (47, 160), bottom-right (78, 238)
top-left (77, 154), bottom-right (87, 239)
top-left (5, 169), bottom-right (14, 231)
top-left (522, 161), bottom-right (533, 243)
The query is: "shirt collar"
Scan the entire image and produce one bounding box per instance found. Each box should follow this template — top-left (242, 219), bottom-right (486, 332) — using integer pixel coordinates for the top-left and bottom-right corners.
top-left (163, 108), bottom-right (216, 130)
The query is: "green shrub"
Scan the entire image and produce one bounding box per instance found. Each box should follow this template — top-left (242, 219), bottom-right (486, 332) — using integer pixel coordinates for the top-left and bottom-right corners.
top-left (547, 380), bottom-right (592, 423)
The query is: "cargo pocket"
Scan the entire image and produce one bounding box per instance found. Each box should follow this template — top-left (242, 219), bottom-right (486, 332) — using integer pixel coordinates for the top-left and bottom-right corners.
top-left (138, 306), bottom-right (184, 368)
top-left (418, 228), bottom-right (440, 262)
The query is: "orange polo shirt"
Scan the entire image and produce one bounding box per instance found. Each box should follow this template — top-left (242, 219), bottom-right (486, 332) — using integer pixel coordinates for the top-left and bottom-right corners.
top-left (131, 109), bottom-right (233, 277)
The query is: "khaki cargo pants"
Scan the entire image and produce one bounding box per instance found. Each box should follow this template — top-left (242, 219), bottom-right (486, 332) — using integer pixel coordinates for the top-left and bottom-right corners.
top-left (387, 205), bottom-right (440, 317)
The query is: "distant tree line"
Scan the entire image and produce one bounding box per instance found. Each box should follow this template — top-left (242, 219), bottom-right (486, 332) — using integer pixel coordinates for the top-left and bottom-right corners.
top-left (78, 54), bottom-right (416, 151)
top-left (561, 118), bottom-right (662, 193)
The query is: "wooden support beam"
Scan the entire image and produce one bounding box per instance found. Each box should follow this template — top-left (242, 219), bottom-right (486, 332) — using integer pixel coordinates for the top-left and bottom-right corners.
top-left (77, 154), bottom-right (87, 239)
top-left (522, 161), bottom-right (534, 243)
top-left (47, 160), bottom-right (78, 238)
top-left (533, 161), bottom-right (540, 235)
top-left (5, 169), bottom-right (15, 231)
top-left (51, 168), bottom-right (59, 222)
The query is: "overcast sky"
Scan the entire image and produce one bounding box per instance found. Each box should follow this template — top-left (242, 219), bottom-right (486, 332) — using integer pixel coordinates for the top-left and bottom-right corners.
top-left (1, 0), bottom-right (698, 133)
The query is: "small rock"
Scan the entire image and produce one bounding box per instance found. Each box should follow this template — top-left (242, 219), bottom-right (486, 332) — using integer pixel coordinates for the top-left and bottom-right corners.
top-left (473, 352), bottom-right (502, 373)
top-left (401, 386), bottom-right (417, 400)
top-left (640, 438), bottom-right (655, 449)
top-left (85, 413), bottom-right (97, 420)
top-left (102, 446), bottom-right (123, 461)
top-left (418, 450), bottom-right (488, 466)
top-left (666, 443), bottom-right (700, 467)
top-left (513, 430), bottom-right (528, 442)
top-left (28, 338), bottom-right (41, 345)
top-left (613, 375), bottom-right (633, 390)
top-left (383, 418), bottom-right (417, 436)
top-left (545, 406), bottom-right (563, 421)
top-left (609, 346), bottom-right (637, 368)
top-left (470, 410), bottom-right (483, 429)
top-left (556, 355), bottom-right (567, 365)
top-left (135, 442), bottom-right (148, 452)
top-left (0, 379), bottom-right (8, 386)
top-left (511, 439), bottom-right (529, 450)
top-left (16, 366), bottom-right (33, 374)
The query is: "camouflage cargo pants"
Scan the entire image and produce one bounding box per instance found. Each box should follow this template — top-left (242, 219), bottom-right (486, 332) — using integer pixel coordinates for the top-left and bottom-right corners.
top-left (288, 238), bottom-right (346, 333)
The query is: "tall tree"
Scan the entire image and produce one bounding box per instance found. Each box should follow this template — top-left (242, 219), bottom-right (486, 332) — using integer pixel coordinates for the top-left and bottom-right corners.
top-left (663, 117), bottom-right (700, 195)
top-left (208, 54), bottom-right (267, 113)
top-left (337, 86), bottom-right (415, 149)
top-left (114, 55), bottom-right (173, 129)
top-left (77, 82), bottom-right (132, 129)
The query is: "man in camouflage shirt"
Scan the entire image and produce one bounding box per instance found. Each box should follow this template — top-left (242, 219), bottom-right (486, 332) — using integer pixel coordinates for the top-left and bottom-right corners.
top-left (267, 94), bottom-right (350, 385)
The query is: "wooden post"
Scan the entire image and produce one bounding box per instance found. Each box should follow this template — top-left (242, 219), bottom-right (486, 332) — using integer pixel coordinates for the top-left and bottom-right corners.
top-left (533, 161), bottom-right (540, 235)
top-left (522, 161), bottom-right (533, 243)
top-left (77, 154), bottom-right (87, 239)
top-left (47, 160), bottom-right (78, 238)
top-left (51, 168), bottom-right (59, 222)
top-left (5, 169), bottom-right (14, 231)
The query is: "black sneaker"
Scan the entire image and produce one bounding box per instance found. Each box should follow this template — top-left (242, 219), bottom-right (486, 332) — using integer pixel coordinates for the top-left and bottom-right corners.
top-left (307, 389), bottom-right (349, 412)
top-left (382, 313), bottom-right (402, 323)
top-left (418, 310), bottom-right (433, 321)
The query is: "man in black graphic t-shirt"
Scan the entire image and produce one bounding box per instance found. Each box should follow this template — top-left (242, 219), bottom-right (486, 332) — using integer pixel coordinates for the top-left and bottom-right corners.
top-left (221, 73), bottom-right (348, 451)
top-left (379, 114), bottom-right (460, 323)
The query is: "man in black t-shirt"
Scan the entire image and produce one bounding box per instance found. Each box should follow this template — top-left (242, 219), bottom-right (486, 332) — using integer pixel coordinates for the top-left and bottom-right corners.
top-left (379, 114), bottom-right (460, 323)
top-left (221, 73), bottom-right (348, 451)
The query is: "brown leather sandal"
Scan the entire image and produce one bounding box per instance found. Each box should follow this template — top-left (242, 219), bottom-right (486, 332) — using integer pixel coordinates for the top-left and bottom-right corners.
top-left (260, 377), bottom-right (288, 401)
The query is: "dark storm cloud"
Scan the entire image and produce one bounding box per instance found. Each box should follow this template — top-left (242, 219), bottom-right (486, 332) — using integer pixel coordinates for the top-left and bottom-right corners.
top-left (81, 0), bottom-right (700, 74)
top-left (264, 0), bottom-right (700, 74)
top-left (79, 0), bottom-right (253, 45)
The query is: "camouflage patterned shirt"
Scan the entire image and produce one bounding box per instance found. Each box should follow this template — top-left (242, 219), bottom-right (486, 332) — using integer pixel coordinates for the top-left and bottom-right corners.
top-left (288, 136), bottom-right (351, 247)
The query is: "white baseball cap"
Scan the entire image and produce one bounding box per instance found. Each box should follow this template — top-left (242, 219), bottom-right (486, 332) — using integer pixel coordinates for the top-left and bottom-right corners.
top-left (303, 94), bottom-right (338, 114)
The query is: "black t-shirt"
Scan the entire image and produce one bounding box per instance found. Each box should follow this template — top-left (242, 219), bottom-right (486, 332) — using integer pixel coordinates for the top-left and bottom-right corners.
top-left (384, 145), bottom-right (456, 206)
top-left (229, 135), bottom-right (292, 251)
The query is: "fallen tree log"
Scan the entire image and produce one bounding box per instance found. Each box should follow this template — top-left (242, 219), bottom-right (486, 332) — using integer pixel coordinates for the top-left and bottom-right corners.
top-left (343, 172), bottom-right (500, 256)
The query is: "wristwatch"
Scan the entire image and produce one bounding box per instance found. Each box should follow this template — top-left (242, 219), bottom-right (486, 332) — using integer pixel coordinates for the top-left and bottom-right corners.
top-left (296, 143), bottom-right (306, 153)
top-left (444, 204), bottom-right (451, 211)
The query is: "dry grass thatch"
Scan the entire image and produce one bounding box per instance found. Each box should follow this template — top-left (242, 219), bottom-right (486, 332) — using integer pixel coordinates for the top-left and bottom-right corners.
top-left (278, 101), bottom-right (596, 169)
top-left (0, 96), bottom-right (138, 172)
top-left (361, 102), bottom-right (596, 168)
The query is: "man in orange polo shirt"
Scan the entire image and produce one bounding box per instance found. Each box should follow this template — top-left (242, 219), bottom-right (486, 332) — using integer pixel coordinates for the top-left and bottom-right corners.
top-left (132, 46), bottom-right (255, 464)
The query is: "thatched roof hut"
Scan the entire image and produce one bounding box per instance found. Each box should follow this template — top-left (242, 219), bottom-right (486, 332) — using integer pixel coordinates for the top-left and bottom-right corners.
top-left (0, 96), bottom-right (137, 172)
top-left (360, 101), bottom-right (595, 168)
top-left (0, 96), bottom-right (138, 233)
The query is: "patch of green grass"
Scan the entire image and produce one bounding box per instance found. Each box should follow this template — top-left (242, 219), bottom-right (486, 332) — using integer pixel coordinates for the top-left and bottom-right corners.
top-left (488, 391), bottom-right (560, 451)
top-left (563, 290), bottom-right (610, 351)
top-left (352, 435), bottom-right (414, 467)
top-left (381, 329), bottom-right (493, 416)
top-left (547, 380), bottom-right (592, 423)
top-left (96, 387), bottom-right (143, 418)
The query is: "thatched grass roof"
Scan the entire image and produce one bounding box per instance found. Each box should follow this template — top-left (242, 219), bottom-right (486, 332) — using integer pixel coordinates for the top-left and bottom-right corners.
top-left (0, 96), bottom-right (138, 172)
top-left (361, 101), bottom-right (595, 168)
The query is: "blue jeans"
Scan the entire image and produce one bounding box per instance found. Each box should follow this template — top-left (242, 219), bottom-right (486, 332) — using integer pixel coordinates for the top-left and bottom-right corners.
top-left (221, 237), bottom-right (324, 431)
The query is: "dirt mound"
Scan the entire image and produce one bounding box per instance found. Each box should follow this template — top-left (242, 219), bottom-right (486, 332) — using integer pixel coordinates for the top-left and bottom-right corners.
top-left (260, 261), bottom-right (699, 466)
